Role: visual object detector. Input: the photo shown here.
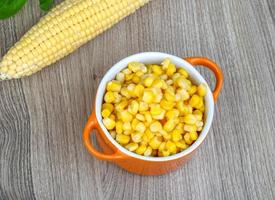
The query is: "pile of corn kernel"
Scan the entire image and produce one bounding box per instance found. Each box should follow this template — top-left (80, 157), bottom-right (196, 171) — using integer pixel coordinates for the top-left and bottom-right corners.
top-left (101, 58), bottom-right (206, 157)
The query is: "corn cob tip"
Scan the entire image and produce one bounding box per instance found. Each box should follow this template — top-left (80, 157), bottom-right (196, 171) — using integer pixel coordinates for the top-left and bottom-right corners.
top-left (0, 73), bottom-right (11, 80)
top-left (0, 65), bottom-right (12, 80)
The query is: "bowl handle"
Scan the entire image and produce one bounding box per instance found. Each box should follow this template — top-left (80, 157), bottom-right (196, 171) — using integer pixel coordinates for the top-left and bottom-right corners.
top-left (83, 112), bottom-right (124, 161)
top-left (185, 57), bottom-right (224, 102)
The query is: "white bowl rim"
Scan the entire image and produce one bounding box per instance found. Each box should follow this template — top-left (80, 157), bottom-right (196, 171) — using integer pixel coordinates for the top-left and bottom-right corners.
top-left (95, 52), bottom-right (214, 162)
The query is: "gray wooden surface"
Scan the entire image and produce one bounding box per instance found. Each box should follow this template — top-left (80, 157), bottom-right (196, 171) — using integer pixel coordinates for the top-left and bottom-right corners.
top-left (0, 0), bottom-right (275, 199)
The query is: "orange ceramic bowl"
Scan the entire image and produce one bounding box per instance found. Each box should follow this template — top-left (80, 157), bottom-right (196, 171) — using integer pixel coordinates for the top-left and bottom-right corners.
top-left (83, 52), bottom-right (223, 175)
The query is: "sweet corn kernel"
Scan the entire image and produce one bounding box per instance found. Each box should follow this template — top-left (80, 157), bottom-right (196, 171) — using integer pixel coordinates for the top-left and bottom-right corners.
top-left (131, 132), bottom-right (143, 143)
top-left (131, 75), bottom-right (139, 84)
top-left (144, 112), bottom-right (153, 123)
top-left (152, 78), bottom-right (164, 88)
top-left (144, 146), bottom-right (152, 156)
top-left (166, 79), bottom-right (173, 85)
top-left (127, 84), bottom-right (136, 96)
top-left (151, 87), bottom-right (163, 103)
top-left (102, 103), bottom-right (114, 112)
top-left (163, 119), bottom-right (176, 132)
top-left (143, 122), bottom-right (150, 128)
top-left (135, 70), bottom-right (144, 77)
top-left (189, 94), bottom-right (201, 108)
top-left (174, 118), bottom-right (180, 124)
top-left (166, 141), bottom-right (177, 154)
top-left (125, 73), bottom-right (134, 81)
top-left (172, 129), bottom-right (182, 142)
top-left (123, 130), bottom-right (131, 135)
top-left (150, 104), bottom-right (162, 115)
top-left (162, 150), bottom-right (170, 157)
top-left (164, 89), bottom-right (175, 102)
top-left (196, 121), bottom-right (204, 127)
top-left (166, 63), bottom-right (176, 76)
top-left (110, 131), bottom-right (116, 139)
top-left (163, 132), bottom-right (171, 140)
top-left (177, 89), bottom-right (190, 101)
top-left (150, 121), bottom-right (162, 132)
top-left (109, 114), bottom-right (116, 121)
top-left (144, 129), bottom-right (154, 140)
top-left (166, 109), bottom-right (180, 119)
top-left (120, 87), bottom-right (131, 99)
top-left (128, 62), bottom-right (145, 72)
top-left (152, 109), bottom-right (165, 120)
top-left (193, 109), bottom-right (203, 115)
top-left (115, 100), bottom-right (128, 111)
top-left (184, 124), bottom-right (197, 133)
top-left (135, 122), bottom-right (146, 133)
top-left (175, 123), bottom-right (184, 131)
top-left (131, 118), bottom-right (140, 130)
top-left (175, 140), bottom-right (188, 150)
top-left (143, 76), bottom-right (155, 87)
top-left (188, 85), bottom-right (197, 95)
top-left (161, 58), bottom-right (171, 69)
top-left (107, 80), bottom-right (122, 92)
top-left (136, 114), bottom-right (145, 121)
top-left (122, 68), bottom-right (131, 75)
top-left (128, 100), bottom-right (139, 115)
top-left (135, 145), bottom-right (147, 155)
top-left (123, 122), bottom-right (132, 131)
top-left (142, 135), bottom-right (149, 144)
top-left (139, 101), bottom-right (149, 112)
top-left (200, 105), bottom-right (205, 112)
top-left (159, 142), bottom-right (166, 151)
top-left (177, 102), bottom-right (192, 115)
top-left (160, 74), bottom-right (168, 80)
top-left (182, 114), bottom-right (197, 125)
top-left (176, 77), bottom-right (191, 90)
top-left (172, 73), bottom-right (181, 81)
top-left (140, 65), bottom-right (147, 73)
top-left (198, 84), bottom-right (207, 97)
top-left (140, 139), bottom-right (148, 146)
top-left (142, 89), bottom-right (154, 104)
top-left (146, 64), bottom-right (153, 73)
top-left (103, 118), bottom-right (116, 130)
top-left (160, 99), bottom-right (174, 110)
top-left (116, 134), bottom-right (130, 144)
top-left (190, 132), bottom-right (198, 141)
top-left (116, 121), bottom-right (123, 134)
top-left (116, 72), bottom-right (125, 82)
top-left (193, 110), bottom-right (203, 120)
top-left (104, 91), bottom-right (115, 103)
top-left (160, 79), bottom-right (168, 89)
top-left (113, 92), bottom-right (122, 103)
top-left (149, 136), bottom-right (162, 149)
top-left (133, 84), bottom-right (144, 97)
top-left (152, 65), bottom-right (164, 75)
top-left (178, 68), bottom-right (188, 78)
top-left (101, 109), bottom-right (111, 118)
top-left (183, 133), bottom-right (193, 145)
top-left (125, 143), bottom-right (139, 152)
top-left (120, 110), bottom-right (133, 122)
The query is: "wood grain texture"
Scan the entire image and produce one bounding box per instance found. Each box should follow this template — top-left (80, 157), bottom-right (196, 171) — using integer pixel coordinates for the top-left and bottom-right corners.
top-left (0, 0), bottom-right (274, 199)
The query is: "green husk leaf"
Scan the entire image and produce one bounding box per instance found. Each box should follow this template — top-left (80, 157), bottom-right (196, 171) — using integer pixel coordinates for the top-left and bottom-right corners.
top-left (39, 0), bottom-right (53, 11)
top-left (0, 0), bottom-right (28, 19)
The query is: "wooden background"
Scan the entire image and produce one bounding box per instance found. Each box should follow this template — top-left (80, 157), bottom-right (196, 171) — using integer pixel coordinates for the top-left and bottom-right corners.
top-left (0, 0), bottom-right (274, 199)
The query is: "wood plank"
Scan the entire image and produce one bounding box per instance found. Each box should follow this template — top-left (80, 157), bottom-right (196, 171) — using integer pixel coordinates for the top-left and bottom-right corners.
top-left (0, 0), bottom-right (274, 199)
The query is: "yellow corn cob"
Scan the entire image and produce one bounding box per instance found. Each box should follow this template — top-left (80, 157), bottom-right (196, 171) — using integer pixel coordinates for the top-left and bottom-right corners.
top-left (0, 0), bottom-right (150, 80)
